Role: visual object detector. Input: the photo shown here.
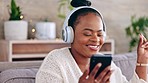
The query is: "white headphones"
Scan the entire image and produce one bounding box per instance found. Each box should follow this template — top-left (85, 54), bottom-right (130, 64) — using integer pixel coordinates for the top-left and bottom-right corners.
top-left (62, 6), bottom-right (106, 43)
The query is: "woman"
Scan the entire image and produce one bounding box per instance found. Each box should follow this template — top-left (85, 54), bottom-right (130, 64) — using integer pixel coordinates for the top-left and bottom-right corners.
top-left (36, 0), bottom-right (148, 83)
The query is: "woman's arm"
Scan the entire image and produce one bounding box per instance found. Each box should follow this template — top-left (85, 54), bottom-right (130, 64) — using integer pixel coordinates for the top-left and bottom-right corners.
top-left (136, 66), bottom-right (147, 81)
top-left (136, 34), bottom-right (148, 81)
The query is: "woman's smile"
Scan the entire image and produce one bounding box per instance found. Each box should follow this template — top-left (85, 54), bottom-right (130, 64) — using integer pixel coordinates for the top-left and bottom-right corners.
top-left (86, 44), bottom-right (100, 51)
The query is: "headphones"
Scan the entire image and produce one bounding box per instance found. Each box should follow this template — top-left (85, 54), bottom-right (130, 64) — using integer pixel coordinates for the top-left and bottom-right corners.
top-left (62, 6), bottom-right (106, 43)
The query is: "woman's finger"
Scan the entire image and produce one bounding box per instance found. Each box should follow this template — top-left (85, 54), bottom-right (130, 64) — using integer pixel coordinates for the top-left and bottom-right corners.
top-left (139, 34), bottom-right (144, 46)
top-left (141, 34), bottom-right (147, 42)
top-left (95, 66), bottom-right (111, 82)
top-left (79, 69), bottom-right (89, 81)
top-left (141, 42), bottom-right (148, 48)
top-left (89, 63), bottom-right (102, 79)
top-left (102, 69), bottom-right (114, 82)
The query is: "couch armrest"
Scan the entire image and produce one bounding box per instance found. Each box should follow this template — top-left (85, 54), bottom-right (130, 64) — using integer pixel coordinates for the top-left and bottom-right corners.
top-left (0, 61), bottom-right (42, 72)
top-left (113, 52), bottom-right (137, 81)
top-left (0, 61), bottom-right (42, 83)
top-left (0, 68), bottom-right (38, 83)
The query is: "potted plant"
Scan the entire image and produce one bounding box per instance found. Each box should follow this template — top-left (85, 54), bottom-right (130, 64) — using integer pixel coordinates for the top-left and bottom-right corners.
top-left (125, 16), bottom-right (148, 52)
top-left (58, 0), bottom-right (73, 20)
top-left (4, 0), bottom-right (28, 40)
top-left (35, 18), bottom-right (56, 40)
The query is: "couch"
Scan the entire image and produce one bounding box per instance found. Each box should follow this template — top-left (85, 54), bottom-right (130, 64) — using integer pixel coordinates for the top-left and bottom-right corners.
top-left (0, 52), bottom-right (138, 83)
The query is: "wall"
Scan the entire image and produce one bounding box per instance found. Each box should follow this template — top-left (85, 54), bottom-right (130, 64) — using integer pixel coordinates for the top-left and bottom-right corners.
top-left (0, 0), bottom-right (148, 54)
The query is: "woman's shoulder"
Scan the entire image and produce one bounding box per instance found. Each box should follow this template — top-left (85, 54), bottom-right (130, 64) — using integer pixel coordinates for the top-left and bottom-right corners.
top-left (49, 47), bottom-right (70, 56)
top-left (43, 47), bottom-right (71, 61)
top-left (39, 47), bottom-right (71, 69)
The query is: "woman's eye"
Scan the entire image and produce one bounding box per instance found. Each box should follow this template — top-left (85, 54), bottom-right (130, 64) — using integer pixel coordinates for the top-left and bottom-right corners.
top-left (97, 34), bottom-right (103, 37)
top-left (84, 33), bottom-right (92, 36)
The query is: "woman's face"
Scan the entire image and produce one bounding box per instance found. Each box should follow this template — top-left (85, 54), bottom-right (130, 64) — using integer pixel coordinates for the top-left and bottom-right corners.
top-left (71, 13), bottom-right (105, 58)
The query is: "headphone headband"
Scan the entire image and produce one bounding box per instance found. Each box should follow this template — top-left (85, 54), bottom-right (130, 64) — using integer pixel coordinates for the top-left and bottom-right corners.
top-left (63, 6), bottom-right (105, 30)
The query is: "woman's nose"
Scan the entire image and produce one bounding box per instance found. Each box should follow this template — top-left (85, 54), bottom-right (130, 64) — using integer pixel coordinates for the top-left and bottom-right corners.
top-left (90, 34), bottom-right (100, 42)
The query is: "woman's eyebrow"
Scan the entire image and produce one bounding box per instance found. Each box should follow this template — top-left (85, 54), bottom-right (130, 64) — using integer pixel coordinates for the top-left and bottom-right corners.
top-left (83, 28), bottom-right (93, 31)
top-left (83, 28), bottom-right (103, 32)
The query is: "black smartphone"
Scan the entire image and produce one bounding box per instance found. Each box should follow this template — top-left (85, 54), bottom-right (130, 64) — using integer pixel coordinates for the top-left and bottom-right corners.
top-left (89, 54), bottom-right (112, 78)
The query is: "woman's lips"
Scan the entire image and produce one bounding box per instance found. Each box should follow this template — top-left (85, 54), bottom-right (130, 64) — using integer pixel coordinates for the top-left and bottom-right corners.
top-left (87, 45), bottom-right (100, 51)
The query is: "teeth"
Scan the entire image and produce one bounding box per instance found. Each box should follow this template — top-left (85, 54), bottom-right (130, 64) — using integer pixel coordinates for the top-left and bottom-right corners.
top-left (88, 45), bottom-right (98, 48)
top-left (87, 45), bottom-right (100, 51)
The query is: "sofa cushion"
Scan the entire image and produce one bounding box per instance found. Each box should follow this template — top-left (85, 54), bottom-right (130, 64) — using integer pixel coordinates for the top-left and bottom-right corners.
top-left (0, 68), bottom-right (38, 83)
top-left (112, 52), bottom-right (137, 81)
top-left (0, 52), bottom-right (137, 82)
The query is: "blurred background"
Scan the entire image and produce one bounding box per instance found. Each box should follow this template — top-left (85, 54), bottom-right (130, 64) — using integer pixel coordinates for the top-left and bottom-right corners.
top-left (0, 0), bottom-right (148, 54)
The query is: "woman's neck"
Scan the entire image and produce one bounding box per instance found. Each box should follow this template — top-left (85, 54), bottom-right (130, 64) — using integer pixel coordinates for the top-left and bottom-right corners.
top-left (69, 48), bottom-right (90, 72)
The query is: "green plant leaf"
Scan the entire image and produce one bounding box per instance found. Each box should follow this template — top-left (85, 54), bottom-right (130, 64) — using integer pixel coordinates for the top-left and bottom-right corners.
top-left (9, 0), bottom-right (22, 20)
top-left (58, 14), bottom-right (66, 19)
top-left (57, 0), bottom-right (73, 20)
top-left (125, 16), bottom-right (148, 51)
top-left (125, 27), bottom-right (132, 37)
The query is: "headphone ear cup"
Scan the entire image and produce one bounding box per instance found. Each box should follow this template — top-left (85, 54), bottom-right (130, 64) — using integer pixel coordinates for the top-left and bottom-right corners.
top-left (62, 26), bottom-right (74, 43)
top-left (103, 32), bottom-right (106, 41)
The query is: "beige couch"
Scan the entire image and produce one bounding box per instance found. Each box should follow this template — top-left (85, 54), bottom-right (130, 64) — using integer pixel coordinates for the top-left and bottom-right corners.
top-left (0, 52), bottom-right (138, 83)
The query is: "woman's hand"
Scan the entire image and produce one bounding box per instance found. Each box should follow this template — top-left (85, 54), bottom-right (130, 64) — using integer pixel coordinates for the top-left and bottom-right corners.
top-left (136, 34), bottom-right (148, 81)
top-left (137, 34), bottom-right (148, 63)
top-left (78, 63), bottom-right (113, 83)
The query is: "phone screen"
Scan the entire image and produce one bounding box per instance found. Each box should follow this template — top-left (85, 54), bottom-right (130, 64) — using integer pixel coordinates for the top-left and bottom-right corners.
top-left (89, 54), bottom-right (112, 78)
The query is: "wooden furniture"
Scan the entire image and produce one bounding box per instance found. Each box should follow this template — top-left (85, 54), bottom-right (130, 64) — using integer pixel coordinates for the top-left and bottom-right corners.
top-left (0, 39), bottom-right (114, 62)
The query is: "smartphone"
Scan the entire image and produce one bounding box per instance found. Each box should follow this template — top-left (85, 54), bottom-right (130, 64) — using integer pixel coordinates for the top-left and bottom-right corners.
top-left (89, 54), bottom-right (112, 78)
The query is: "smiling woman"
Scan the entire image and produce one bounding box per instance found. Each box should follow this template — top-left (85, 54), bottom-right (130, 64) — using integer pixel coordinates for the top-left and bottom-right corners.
top-left (36, 0), bottom-right (148, 83)
top-left (71, 13), bottom-right (105, 57)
